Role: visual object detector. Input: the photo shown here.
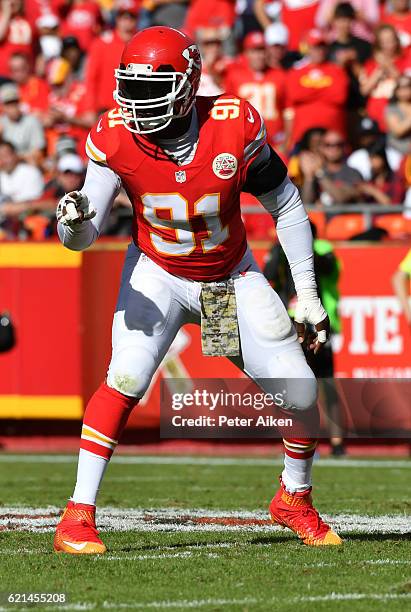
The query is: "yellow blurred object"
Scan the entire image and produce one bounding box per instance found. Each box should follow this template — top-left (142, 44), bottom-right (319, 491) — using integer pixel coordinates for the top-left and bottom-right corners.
top-left (47, 58), bottom-right (71, 86)
top-left (97, 0), bottom-right (115, 9)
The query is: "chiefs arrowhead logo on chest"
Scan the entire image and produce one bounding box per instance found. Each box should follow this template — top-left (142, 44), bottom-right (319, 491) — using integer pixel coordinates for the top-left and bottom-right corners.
top-left (212, 153), bottom-right (238, 180)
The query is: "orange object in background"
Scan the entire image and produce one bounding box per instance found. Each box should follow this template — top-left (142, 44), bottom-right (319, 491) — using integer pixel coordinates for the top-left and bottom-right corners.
top-left (325, 214), bottom-right (367, 240)
top-left (374, 214), bottom-right (411, 239)
top-left (308, 211), bottom-right (326, 238)
top-left (23, 215), bottom-right (50, 241)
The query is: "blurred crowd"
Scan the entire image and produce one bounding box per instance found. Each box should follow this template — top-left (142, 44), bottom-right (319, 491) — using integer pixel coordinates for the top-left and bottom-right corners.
top-left (1, 0), bottom-right (411, 240)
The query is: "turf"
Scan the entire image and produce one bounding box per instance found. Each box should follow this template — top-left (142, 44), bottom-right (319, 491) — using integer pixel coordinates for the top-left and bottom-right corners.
top-left (0, 454), bottom-right (410, 611)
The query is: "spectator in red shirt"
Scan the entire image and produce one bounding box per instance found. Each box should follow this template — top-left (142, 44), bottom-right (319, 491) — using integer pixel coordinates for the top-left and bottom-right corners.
top-left (9, 51), bottom-right (50, 115)
top-left (0, 0), bottom-right (33, 77)
top-left (85, 1), bottom-right (138, 113)
top-left (224, 30), bottom-right (287, 146)
top-left (359, 24), bottom-right (410, 132)
top-left (184, 0), bottom-right (235, 38)
top-left (59, 0), bottom-right (102, 52)
top-left (197, 27), bottom-right (234, 96)
top-left (254, 0), bottom-right (320, 52)
top-left (24, 0), bottom-right (55, 28)
top-left (284, 29), bottom-right (348, 150)
top-left (44, 57), bottom-right (96, 157)
top-left (382, 0), bottom-right (411, 49)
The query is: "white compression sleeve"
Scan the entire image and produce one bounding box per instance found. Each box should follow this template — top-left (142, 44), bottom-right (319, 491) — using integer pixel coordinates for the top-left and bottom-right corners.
top-left (57, 160), bottom-right (121, 251)
top-left (257, 177), bottom-right (317, 297)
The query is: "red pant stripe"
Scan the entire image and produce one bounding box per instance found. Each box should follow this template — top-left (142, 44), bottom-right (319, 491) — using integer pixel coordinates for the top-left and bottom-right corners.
top-left (80, 438), bottom-right (114, 460)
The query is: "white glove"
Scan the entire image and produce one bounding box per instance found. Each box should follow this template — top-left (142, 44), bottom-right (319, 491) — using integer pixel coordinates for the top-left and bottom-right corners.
top-left (56, 191), bottom-right (96, 227)
top-left (294, 289), bottom-right (329, 352)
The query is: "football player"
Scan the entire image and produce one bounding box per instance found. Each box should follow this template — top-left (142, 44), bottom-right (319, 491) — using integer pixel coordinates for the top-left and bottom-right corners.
top-left (54, 26), bottom-right (342, 554)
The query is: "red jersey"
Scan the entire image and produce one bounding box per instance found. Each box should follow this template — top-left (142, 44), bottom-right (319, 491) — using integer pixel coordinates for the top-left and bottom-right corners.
top-left (19, 76), bottom-right (50, 114)
top-left (25, 0), bottom-right (62, 27)
top-left (382, 12), bottom-right (411, 48)
top-left (184, 0), bottom-right (236, 37)
top-left (285, 61), bottom-right (348, 146)
top-left (362, 56), bottom-right (411, 131)
top-left (85, 30), bottom-right (127, 112)
top-left (61, 1), bottom-right (101, 51)
top-left (0, 16), bottom-right (33, 76)
top-left (224, 64), bottom-right (286, 146)
top-left (49, 81), bottom-right (93, 155)
top-left (86, 96), bottom-right (267, 281)
top-left (280, 0), bottom-right (319, 52)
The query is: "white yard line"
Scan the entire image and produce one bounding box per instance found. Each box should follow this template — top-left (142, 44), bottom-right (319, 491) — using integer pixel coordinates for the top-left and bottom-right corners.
top-left (0, 506), bottom-right (410, 535)
top-left (101, 599), bottom-right (259, 609)
top-left (297, 593), bottom-right (411, 602)
top-left (1, 594), bottom-right (410, 612)
top-left (0, 454), bottom-right (410, 468)
top-left (0, 606), bottom-right (94, 612)
top-left (0, 599), bottom-right (258, 611)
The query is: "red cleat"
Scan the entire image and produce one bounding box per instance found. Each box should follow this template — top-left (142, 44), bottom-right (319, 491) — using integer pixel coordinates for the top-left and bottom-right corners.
top-left (54, 501), bottom-right (107, 554)
top-left (269, 478), bottom-right (342, 546)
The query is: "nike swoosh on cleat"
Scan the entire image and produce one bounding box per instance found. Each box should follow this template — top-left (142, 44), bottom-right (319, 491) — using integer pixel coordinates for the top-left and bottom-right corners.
top-left (62, 540), bottom-right (88, 551)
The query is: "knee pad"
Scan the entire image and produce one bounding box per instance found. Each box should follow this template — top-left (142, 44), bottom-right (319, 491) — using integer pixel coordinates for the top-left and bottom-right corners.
top-left (107, 345), bottom-right (157, 398)
top-left (282, 377), bottom-right (318, 412)
top-left (263, 350), bottom-right (318, 412)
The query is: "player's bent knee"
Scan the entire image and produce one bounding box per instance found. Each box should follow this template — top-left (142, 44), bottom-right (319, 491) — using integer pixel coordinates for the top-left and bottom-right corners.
top-left (262, 351), bottom-right (318, 412)
top-left (107, 346), bottom-right (157, 398)
top-left (284, 377), bottom-right (318, 412)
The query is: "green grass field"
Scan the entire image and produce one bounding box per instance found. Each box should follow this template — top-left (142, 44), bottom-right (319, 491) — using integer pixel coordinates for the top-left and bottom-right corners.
top-left (0, 453), bottom-right (410, 611)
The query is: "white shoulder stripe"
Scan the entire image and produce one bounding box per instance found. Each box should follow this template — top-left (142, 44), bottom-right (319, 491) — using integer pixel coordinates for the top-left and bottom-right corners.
top-left (244, 109), bottom-right (267, 162)
top-left (86, 133), bottom-right (107, 163)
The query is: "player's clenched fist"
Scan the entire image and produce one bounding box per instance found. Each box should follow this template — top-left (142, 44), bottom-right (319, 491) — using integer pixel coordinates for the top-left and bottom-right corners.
top-left (56, 191), bottom-right (96, 227)
top-left (294, 290), bottom-right (330, 354)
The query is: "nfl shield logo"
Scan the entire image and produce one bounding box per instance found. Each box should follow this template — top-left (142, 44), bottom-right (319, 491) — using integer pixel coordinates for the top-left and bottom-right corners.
top-left (175, 170), bottom-right (186, 183)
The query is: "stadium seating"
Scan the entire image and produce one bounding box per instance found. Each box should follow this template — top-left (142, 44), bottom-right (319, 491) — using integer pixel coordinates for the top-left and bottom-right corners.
top-left (374, 214), bottom-right (411, 239)
top-left (325, 214), bottom-right (367, 241)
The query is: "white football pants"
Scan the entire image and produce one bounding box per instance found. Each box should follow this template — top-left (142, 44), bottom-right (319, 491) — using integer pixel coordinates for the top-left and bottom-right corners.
top-left (107, 243), bottom-right (317, 410)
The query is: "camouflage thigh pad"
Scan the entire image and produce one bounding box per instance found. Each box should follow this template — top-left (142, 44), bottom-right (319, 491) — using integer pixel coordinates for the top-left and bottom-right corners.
top-left (200, 279), bottom-right (240, 356)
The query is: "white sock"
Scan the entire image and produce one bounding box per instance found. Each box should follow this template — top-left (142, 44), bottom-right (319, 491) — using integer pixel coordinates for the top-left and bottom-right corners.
top-left (71, 449), bottom-right (109, 506)
top-left (282, 454), bottom-right (314, 493)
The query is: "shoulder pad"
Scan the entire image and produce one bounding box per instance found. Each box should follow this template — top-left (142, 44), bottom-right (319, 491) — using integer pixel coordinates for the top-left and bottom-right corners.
top-left (86, 108), bottom-right (122, 164)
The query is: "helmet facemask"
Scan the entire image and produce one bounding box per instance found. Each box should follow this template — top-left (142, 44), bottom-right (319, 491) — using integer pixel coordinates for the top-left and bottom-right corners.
top-left (114, 63), bottom-right (194, 135)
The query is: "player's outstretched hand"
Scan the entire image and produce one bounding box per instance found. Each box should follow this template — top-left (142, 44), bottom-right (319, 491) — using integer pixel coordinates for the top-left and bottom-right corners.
top-left (56, 191), bottom-right (96, 227)
top-left (294, 296), bottom-right (330, 354)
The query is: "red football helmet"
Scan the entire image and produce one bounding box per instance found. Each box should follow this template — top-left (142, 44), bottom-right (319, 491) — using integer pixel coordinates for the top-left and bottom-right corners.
top-left (114, 26), bottom-right (202, 135)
